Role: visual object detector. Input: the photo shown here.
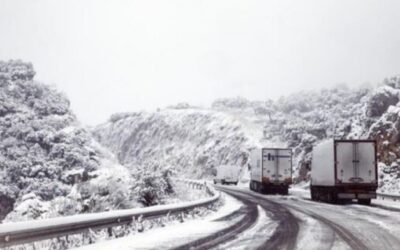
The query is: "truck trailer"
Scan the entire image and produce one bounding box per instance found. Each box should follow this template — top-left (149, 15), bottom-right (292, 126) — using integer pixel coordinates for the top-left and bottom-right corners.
top-left (249, 148), bottom-right (292, 195)
top-left (311, 139), bottom-right (378, 205)
top-left (214, 165), bottom-right (240, 185)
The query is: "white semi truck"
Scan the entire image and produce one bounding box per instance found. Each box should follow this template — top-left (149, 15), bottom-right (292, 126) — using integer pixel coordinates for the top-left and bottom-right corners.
top-left (249, 148), bottom-right (292, 195)
top-left (311, 139), bottom-right (378, 205)
top-left (214, 165), bottom-right (240, 185)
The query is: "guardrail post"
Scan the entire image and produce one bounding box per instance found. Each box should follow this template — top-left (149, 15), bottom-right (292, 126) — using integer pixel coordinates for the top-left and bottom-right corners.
top-left (137, 215), bottom-right (144, 232)
top-left (179, 212), bottom-right (184, 223)
top-left (107, 227), bottom-right (113, 237)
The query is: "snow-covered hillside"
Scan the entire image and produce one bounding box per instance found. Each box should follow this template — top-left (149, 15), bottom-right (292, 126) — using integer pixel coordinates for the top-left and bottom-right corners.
top-left (0, 60), bottom-right (136, 222)
top-left (93, 109), bottom-right (255, 179)
top-left (0, 60), bottom-right (194, 223)
top-left (94, 78), bottom-right (400, 194)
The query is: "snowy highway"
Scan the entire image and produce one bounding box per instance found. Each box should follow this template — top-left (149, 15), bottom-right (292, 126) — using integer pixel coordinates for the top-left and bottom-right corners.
top-left (75, 185), bottom-right (400, 250)
top-left (210, 185), bottom-right (400, 250)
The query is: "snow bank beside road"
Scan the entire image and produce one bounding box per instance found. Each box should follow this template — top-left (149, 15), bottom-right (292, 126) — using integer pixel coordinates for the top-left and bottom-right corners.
top-left (75, 193), bottom-right (242, 250)
top-left (290, 186), bottom-right (400, 210)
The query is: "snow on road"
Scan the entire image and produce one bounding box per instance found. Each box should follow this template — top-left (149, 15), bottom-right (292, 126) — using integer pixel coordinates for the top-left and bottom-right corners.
top-left (75, 193), bottom-right (243, 250)
top-left (258, 183), bottom-right (400, 214)
top-left (217, 205), bottom-right (277, 250)
top-left (75, 184), bottom-right (400, 250)
top-left (290, 186), bottom-right (400, 210)
top-left (226, 185), bottom-right (400, 250)
top-left (273, 191), bottom-right (400, 249)
top-left (289, 209), bottom-right (349, 250)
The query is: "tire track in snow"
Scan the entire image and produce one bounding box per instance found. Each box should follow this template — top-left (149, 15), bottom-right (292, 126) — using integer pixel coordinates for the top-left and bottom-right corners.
top-left (225, 187), bottom-right (367, 250)
top-left (288, 209), bottom-right (337, 250)
top-left (274, 196), bottom-right (400, 250)
top-left (218, 205), bottom-right (277, 250)
top-left (286, 204), bottom-right (367, 250)
top-left (218, 187), bottom-right (299, 250)
top-left (172, 190), bottom-right (259, 250)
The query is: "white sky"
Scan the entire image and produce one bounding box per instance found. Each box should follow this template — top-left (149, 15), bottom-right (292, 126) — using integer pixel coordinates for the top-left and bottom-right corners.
top-left (1, 0), bottom-right (400, 125)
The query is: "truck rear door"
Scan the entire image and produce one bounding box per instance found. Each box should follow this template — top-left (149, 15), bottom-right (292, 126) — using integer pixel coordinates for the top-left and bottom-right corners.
top-left (262, 149), bottom-right (292, 182)
top-left (277, 149), bottom-right (292, 182)
top-left (335, 141), bottom-right (377, 184)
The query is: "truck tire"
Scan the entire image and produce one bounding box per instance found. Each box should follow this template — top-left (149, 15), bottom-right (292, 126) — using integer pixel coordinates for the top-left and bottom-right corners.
top-left (337, 198), bottom-right (350, 205)
top-left (255, 182), bottom-right (261, 193)
top-left (310, 186), bottom-right (317, 201)
top-left (213, 180), bottom-right (217, 185)
top-left (283, 187), bottom-right (289, 195)
top-left (331, 191), bottom-right (338, 204)
top-left (358, 199), bottom-right (371, 205)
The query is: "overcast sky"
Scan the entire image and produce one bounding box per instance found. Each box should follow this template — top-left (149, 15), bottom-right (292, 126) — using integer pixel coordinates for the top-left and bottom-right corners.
top-left (1, 0), bottom-right (400, 125)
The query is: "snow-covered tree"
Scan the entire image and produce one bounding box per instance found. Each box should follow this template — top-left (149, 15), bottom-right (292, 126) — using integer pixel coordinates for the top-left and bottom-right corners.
top-left (0, 60), bottom-right (134, 221)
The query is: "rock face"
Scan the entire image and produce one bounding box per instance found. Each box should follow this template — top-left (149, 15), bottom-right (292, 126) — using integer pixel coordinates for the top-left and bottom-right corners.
top-left (0, 60), bottom-right (132, 221)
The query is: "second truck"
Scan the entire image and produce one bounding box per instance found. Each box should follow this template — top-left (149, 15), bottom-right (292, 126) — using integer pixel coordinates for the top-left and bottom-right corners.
top-left (249, 147), bottom-right (292, 195)
top-left (311, 139), bottom-right (378, 205)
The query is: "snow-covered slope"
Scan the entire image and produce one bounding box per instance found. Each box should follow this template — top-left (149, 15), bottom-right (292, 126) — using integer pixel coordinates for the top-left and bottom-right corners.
top-left (93, 108), bottom-right (256, 179)
top-left (0, 60), bottom-right (244, 222)
top-left (0, 61), bottom-right (132, 222)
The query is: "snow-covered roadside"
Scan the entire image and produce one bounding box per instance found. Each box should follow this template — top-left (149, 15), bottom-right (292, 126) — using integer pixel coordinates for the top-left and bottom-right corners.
top-left (74, 193), bottom-right (243, 250)
top-left (217, 205), bottom-right (277, 250)
top-left (290, 187), bottom-right (312, 200)
top-left (373, 198), bottom-right (400, 209)
top-left (290, 186), bottom-right (400, 210)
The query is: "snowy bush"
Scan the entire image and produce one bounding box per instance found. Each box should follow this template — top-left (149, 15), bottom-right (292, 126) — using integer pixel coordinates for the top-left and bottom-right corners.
top-left (130, 164), bottom-right (175, 207)
top-left (365, 86), bottom-right (399, 117)
top-left (384, 75), bottom-right (400, 89)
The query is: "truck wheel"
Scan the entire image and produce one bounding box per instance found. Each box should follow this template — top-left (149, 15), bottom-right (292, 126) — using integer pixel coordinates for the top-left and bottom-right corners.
top-left (256, 182), bottom-right (261, 193)
top-left (326, 191), bottom-right (337, 204)
top-left (358, 199), bottom-right (371, 205)
top-left (283, 187), bottom-right (289, 196)
top-left (327, 193), bottom-right (332, 203)
top-left (310, 187), bottom-right (317, 201)
top-left (331, 192), bottom-right (338, 204)
top-left (213, 180), bottom-right (217, 185)
top-left (337, 199), bottom-right (350, 205)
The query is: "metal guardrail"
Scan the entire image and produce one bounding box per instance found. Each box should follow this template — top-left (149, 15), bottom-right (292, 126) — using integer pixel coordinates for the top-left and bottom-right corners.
top-left (377, 192), bottom-right (400, 201)
top-left (0, 179), bottom-right (219, 248)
